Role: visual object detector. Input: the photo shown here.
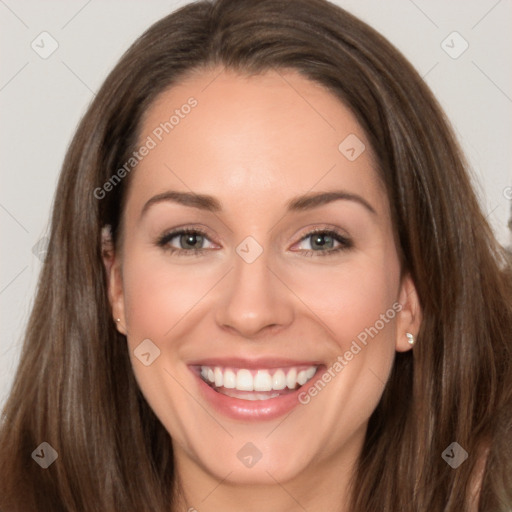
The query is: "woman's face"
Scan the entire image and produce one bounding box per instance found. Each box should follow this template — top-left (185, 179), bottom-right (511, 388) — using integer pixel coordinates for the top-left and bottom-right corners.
top-left (106, 67), bottom-right (420, 489)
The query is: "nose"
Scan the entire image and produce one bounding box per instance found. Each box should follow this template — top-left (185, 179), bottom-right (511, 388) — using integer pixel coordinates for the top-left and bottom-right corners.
top-left (214, 243), bottom-right (295, 339)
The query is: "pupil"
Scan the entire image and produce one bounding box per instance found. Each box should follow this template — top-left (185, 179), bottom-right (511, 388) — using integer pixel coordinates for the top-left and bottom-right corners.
top-left (182, 233), bottom-right (202, 249)
top-left (312, 234), bottom-right (333, 250)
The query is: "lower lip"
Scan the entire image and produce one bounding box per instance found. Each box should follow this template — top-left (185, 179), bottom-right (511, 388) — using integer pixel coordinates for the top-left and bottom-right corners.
top-left (191, 367), bottom-right (325, 421)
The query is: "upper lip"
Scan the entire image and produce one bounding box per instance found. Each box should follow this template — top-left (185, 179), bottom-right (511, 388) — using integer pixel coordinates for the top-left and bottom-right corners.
top-left (188, 357), bottom-right (323, 369)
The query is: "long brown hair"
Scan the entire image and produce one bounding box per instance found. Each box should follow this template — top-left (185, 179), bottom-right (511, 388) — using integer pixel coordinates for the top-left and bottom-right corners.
top-left (1, 0), bottom-right (510, 510)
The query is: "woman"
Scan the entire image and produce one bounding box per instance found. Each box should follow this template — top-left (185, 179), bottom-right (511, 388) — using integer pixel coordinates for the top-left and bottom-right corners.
top-left (0, 0), bottom-right (510, 510)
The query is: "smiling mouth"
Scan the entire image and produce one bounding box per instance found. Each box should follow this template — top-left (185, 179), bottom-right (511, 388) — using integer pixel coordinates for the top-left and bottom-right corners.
top-left (196, 364), bottom-right (319, 401)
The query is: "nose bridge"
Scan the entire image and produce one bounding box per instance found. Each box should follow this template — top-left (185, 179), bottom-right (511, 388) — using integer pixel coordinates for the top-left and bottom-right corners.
top-left (214, 234), bottom-right (294, 337)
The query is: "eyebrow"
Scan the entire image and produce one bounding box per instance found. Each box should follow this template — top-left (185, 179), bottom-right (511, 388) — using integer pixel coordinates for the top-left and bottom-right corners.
top-left (140, 189), bottom-right (377, 219)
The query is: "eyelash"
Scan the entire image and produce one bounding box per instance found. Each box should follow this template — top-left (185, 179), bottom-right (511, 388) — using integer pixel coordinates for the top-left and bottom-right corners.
top-left (155, 227), bottom-right (353, 258)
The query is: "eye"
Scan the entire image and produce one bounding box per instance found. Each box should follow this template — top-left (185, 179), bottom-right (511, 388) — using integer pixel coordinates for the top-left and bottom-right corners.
top-left (293, 228), bottom-right (353, 257)
top-left (156, 228), bottom-right (216, 256)
top-left (156, 226), bottom-right (352, 258)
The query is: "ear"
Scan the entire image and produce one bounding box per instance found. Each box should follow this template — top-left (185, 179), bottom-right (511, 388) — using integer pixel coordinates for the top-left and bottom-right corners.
top-left (395, 272), bottom-right (422, 352)
top-left (101, 225), bottom-right (127, 335)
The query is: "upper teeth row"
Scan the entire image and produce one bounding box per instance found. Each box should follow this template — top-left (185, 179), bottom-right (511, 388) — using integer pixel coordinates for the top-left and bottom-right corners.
top-left (200, 365), bottom-right (318, 392)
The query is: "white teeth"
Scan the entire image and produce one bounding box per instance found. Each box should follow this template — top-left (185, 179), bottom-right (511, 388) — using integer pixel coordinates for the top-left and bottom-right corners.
top-left (236, 369), bottom-right (253, 391)
top-left (221, 389), bottom-right (281, 400)
top-left (305, 367), bottom-right (316, 380)
top-left (297, 370), bottom-right (308, 386)
top-left (214, 367), bottom-right (223, 387)
top-left (223, 369), bottom-right (236, 389)
top-left (286, 368), bottom-right (297, 389)
top-left (272, 369), bottom-right (286, 390)
top-left (198, 364), bottom-right (318, 393)
top-left (254, 370), bottom-right (272, 392)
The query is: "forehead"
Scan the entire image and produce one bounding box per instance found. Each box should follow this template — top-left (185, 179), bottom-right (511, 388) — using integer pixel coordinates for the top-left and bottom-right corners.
top-left (127, 66), bottom-right (386, 218)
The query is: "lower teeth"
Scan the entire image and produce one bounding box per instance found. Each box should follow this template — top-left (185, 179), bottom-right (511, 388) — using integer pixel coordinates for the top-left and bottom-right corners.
top-left (215, 387), bottom-right (284, 400)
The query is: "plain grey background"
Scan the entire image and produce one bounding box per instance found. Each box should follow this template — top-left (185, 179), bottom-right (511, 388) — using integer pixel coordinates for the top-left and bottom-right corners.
top-left (1, 0), bottom-right (511, 408)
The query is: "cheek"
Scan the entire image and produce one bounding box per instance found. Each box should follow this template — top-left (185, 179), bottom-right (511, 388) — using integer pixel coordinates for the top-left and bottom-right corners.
top-left (296, 257), bottom-right (400, 422)
top-left (285, 253), bottom-right (400, 348)
top-left (119, 249), bottom-right (216, 435)
top-left (122, 250), bottom-right (219, 342)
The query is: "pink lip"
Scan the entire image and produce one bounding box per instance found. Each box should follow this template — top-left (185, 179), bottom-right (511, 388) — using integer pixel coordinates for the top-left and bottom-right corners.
top-left (189, 362), bottom-right (326, 421)
top-left (187, 357), bottom-right (323, 369)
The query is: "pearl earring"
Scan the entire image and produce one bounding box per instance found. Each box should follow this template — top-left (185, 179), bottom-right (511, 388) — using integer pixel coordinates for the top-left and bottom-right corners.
top-left (116, 318), bottom-right (121, 323)
top-left (406, 332), bottom-right (415, 345)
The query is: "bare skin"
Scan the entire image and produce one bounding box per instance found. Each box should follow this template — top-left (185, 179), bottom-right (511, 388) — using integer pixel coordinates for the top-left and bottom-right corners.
top-left (103, 66), bottom-right (422, 511)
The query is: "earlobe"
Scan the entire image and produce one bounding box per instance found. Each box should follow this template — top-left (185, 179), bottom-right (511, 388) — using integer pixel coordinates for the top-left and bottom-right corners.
top-left (101, 225), bottom-right (127, 335)
top-left (395, 273), bottom-right (422, 352)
